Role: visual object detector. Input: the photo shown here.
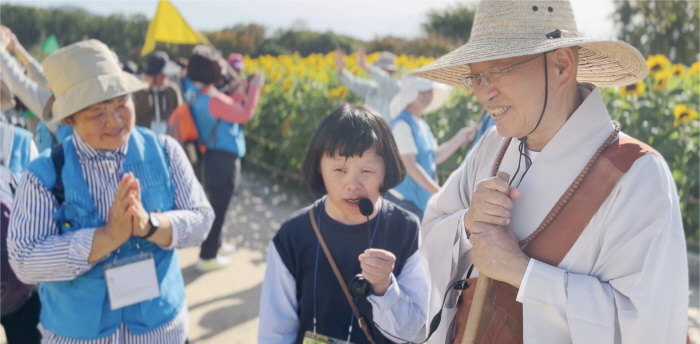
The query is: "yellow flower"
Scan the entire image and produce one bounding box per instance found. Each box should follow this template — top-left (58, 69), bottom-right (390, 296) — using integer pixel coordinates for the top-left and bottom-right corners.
top-left (670, 64), bottom-right (685, 78)
top-left (619, 81), bottom-right (644, 97)
top-left (653, 71), bottom-right (670, 92)
top-left (281, 115), bottom-right (293, 137)
top-left (262, 85), bottom-right (271, 94)
top-left (327, 86), bottom-right (348, 100)
top-left (270, 71), bottom-right (282, 83)
top-left (673, 104), bottom-right (699, 127)
top-left (689, 61), bottom-right (700, 77)
top-left (646, 54), bottom-right (671, 75)
top-left (282, 77), bottom-right (292, 91)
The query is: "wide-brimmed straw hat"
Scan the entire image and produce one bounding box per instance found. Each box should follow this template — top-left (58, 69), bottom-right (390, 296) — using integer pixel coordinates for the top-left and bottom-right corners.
top-left (412, 0), bottom-right (647, 87)
top-left (390, 76), bottom-right (451, 120)
top-left (42, 39), bottom-right (147, 124)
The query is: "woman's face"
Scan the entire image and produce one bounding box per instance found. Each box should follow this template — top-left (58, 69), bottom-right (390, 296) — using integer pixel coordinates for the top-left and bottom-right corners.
top-left (66, 95), bottom-right (135, 151)
top-left (319, 146), bottom-right (386, 225)
top-left (409, 90), bottom-right (434, 116)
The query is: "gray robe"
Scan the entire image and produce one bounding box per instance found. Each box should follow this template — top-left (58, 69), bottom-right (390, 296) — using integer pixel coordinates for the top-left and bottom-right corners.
top-left (420, 84), bottom-right (688, 343)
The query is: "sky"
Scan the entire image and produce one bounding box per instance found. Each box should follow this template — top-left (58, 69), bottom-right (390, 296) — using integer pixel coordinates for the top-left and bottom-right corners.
top-left (5, 0), bottom-right (617, 41)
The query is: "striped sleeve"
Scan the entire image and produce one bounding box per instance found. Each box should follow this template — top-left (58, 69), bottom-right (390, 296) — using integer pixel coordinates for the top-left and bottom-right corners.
top-left (8, 172), bottom-right (97, 284)
top-left (159, 135), bottom-right (214, 249)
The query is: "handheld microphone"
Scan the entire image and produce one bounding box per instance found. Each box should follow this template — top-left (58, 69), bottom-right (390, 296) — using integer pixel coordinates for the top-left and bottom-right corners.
top-left (350, 198), bottom-right (374, 297)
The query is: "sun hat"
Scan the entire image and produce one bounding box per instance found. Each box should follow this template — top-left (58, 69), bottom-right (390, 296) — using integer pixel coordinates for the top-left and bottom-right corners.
top-left (374, 51), bottom-right (398, 71)
top-left (227, 53), bottom-right (245, 70)
top-left (389, 76), bottom-right (451, 120)
top-left (411, 0), bottom-right (648, 88)
top-left (42, 39), bottom-right (147, 124)
top-left (143, 51), bottom-right (169, 75)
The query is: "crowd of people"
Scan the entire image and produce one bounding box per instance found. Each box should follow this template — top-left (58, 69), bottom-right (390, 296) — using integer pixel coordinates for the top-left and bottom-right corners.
top-left (0, 0), bottom-right (692, 343)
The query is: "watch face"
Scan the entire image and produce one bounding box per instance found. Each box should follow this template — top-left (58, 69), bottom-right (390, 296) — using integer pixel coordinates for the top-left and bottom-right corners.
top-left (150, 213), bottom-right (161, 228)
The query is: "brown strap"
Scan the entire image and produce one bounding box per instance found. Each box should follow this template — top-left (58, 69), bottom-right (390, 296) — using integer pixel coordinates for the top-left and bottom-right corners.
top-left (522, 136), bottom-right (657, 265)
top-left (308, 208), bottom-right (377, 344)
top-left (453, 136), bottom-right (658, 344)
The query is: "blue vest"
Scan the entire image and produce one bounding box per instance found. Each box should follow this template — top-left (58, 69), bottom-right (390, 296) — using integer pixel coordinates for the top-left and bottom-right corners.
top-left (391, 110), bottom-right (436, 211)
top-left (28, 128), bottom-right (184, 340)
top-left (35, 121), bottom-right (73, 153)
top-left (7, 125), bottom-right (34, 182)
top-left (189, 88), bottom-right (246, 157)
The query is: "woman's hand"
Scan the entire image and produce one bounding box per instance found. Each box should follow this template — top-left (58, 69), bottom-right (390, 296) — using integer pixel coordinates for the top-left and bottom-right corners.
top-left (359, 248), bottom-right (396, 296)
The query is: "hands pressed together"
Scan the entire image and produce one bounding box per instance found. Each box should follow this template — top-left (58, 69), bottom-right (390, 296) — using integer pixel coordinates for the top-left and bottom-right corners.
top-left (463, 176), bottom-right (529, 288)
top-left (359, 248), bottom-right (396, 296)
top-left (102, 173), bottom-right (150, 245)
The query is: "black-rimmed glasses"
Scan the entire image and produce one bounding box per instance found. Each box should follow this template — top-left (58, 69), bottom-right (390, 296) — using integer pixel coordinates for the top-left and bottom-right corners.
top-left (460, 54), bottom-right (542, 90)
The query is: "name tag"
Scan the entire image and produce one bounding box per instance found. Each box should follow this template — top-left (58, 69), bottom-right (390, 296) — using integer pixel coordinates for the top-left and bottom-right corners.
top-left (303, 331), bottom-right (352, 344)
top-left (104, 252), bottom-right (160, 310)
top-left (150, 120), bottom-right (168, 135)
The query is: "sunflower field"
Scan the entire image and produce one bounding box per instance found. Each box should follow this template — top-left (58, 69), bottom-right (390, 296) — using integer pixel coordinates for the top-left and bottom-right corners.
top-left (241, 52), bottom-right (699, 248)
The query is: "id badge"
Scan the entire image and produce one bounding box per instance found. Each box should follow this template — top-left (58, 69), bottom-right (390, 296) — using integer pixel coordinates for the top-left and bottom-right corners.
top-left (150, 120), bottom-right (168, 135)
top-left (303, 331), bottom-right (352, 344)
top-left (104, 252), bottom-right (160, 310)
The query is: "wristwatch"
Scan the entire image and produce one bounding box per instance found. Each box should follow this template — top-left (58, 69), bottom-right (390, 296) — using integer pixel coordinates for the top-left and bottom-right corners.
top-left (139, 213), bottom-right (161, 239)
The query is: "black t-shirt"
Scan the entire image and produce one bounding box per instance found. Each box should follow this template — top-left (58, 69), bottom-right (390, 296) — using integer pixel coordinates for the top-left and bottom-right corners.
top-left (273, 197), bottom-right (421, 344)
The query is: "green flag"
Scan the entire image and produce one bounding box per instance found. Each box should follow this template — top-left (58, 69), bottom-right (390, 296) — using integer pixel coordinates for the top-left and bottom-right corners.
top-left (40, 35), bottom-right (60, 54)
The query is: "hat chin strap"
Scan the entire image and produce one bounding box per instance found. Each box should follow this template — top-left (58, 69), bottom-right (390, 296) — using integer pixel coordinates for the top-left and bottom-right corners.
top-left (511, 52), bottom-right (548, 187)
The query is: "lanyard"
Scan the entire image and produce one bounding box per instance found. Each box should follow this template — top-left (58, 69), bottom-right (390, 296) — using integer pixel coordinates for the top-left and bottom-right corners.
top-left (313, 197), bottom-right (382, 342)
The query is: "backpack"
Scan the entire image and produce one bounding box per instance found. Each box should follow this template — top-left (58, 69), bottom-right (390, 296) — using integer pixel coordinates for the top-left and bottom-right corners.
top-left (0, 124), bottom-right (34, 315)
top-left (168, 102), bottom-right (221, 165)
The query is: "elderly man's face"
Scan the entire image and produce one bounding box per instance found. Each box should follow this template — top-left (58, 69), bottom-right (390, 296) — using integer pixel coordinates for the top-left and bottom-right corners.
top-left (469, 53), bottom-right (546, 139)
top-left (66, 95), bottom-right (135, 151)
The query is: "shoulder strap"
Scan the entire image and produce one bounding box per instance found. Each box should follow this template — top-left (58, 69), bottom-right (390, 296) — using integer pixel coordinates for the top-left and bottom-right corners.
top-left (523, 136), bottom-right (657, 265)
top-left (50, 143), bottom-right (65, 205)
top-left (308, 208), bottom-right (377, 344)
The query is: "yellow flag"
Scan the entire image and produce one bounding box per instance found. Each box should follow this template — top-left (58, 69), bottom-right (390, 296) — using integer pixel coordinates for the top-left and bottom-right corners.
top-left (142, 0), bottom-right (209, 56)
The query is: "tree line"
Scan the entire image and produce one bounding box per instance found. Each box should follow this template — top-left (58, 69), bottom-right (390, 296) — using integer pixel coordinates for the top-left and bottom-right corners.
top-left (0, 1), bottom-right (697, 66)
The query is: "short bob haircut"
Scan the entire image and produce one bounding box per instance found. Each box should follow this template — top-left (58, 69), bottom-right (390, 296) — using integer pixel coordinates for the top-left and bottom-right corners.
top-left (302, 104), bottom-right (406, 197)
top-left (186, 52), bottom-right (222, 85)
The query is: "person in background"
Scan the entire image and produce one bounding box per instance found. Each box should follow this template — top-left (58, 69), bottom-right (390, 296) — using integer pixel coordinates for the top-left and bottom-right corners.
top-left (335, 48), bottom-right (401, 123)
top-left (8, 39), bottom-right (214, 343)
top-left (133, 50), bottom-right (183, 135)
top-left (186, 49), bottom-right (264, 272)
top-left (386, 76), bottom-right (477, 219)
top-left (0, 112), bottom-right (40, 344)
top-left (0, 25), bottom-right (72, 152)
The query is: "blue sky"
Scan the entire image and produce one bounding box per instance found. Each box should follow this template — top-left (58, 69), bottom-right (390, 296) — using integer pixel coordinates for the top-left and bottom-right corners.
top-left (5, 0), bottom-right (616, 41)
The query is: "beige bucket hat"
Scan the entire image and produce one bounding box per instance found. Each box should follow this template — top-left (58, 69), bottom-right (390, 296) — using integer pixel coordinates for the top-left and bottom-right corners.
top-left (412, 0), bottom-right (648, 88)
top-left (42, 39), bottom-right (147, 124)
top-left (374, 51), bottom-right (398, 71)
top-left (389, 76), bottom-right (451, 120)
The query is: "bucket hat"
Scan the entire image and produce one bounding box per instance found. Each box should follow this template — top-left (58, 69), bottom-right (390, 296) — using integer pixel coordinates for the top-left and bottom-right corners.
top-left (390, 76), bottom-right (451, 120)
top-left (42, 39), bottom-right (147, 124)
top-left (374, 51), bottom-right (398, 71)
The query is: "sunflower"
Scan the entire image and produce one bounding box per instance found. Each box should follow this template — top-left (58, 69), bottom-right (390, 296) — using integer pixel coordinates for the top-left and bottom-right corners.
top-left (646, 54), bottom-right (671, 75)
top-left (619, 81), bottom-right (645, 97)
top-left (282, 77), bottom-right (292, 91)
top-left (690, 61), bottom-right (700, 77)
top-left (670, 64), bottom-right (685, 78)
top-left (653, 71), bottom-right (671, 92)
top-left (673, 104), bottom-right (699, 127)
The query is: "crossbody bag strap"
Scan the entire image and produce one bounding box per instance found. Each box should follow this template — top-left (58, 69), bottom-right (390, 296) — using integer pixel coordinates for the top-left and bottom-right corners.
top-left (308, 208), bottom-right (377, 344)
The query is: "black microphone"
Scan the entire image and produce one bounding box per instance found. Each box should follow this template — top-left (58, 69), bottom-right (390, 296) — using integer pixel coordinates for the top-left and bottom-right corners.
top-left (350, 198), bottom-right (374, 297)
top-left (359, 198), bottom-right (373, 217)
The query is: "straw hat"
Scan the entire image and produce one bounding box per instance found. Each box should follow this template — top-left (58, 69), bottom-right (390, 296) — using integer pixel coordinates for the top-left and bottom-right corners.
top-left (390, 76), bottom-right (451, 120)
top-left (42, 39), bottom-right (147, 124)
top-left (412, 0), bottom-right (647, 87)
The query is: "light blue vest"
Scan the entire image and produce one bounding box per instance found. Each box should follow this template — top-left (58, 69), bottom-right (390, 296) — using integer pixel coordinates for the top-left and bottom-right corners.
top-left (6, 125), bottom-right (34, 182)
top-left (189, 88), bottom-right (246, 157)
top-left (391, 110), bottom-right (437, 211)
top-left (35, 121), bottom-right (73, 153)
top-left (28, 127), bottom-right (184, 340)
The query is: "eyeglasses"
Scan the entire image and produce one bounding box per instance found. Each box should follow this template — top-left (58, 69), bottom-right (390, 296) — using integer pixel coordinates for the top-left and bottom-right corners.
top-left (460, 54), bottom-right (542, 90)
